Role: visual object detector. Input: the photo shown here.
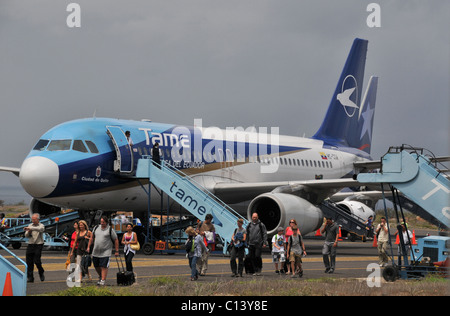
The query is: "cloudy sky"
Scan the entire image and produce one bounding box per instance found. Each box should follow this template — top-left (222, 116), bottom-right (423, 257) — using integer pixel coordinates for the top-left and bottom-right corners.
top-left (0, 0), bottom-right (448, 203)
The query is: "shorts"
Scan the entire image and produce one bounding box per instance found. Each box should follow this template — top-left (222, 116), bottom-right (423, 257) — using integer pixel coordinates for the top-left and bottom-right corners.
top-left (272, 251), bottom-right (286, 263)
top-left (93, 256), bottom-right (110, 268)
top-left (289, 252), bottom-right (302, 265)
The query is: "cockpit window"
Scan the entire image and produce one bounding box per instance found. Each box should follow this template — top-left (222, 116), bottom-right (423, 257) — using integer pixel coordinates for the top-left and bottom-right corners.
top-left (33, 139), bottom-right (49, 151)
top-left (47, 140), bottom-right (72, 151)
top-left (73, 140), bottom-right (88, 153)
top-left (85, 141), bottom-right (99, 154)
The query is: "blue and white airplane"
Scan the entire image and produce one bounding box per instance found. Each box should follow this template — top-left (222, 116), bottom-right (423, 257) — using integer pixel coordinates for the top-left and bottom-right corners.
top-left (1, 38), bottom-right (378, 236)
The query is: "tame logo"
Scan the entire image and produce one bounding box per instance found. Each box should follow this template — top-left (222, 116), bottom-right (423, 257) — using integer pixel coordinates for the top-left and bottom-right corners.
top-left (139, 128), bottom-right (190, 148)
top-left (170, 181), bottom-right (207, 216)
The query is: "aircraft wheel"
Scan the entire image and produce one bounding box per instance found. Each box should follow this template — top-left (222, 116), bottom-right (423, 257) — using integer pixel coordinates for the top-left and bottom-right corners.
top-left (142, 242), bottom-right (155, 255)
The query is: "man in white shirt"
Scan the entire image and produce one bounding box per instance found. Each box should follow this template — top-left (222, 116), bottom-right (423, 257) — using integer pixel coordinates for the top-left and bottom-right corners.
top-left (24, 213), bottom-right (45, 282)
top-left (376, 217), bottom-right (390, 267)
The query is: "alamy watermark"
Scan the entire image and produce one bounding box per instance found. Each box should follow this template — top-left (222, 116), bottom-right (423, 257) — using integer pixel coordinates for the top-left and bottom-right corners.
top-left (139, 118), bottom-right (280, 174)
top-left (366, 263), bottom-right (382, 287)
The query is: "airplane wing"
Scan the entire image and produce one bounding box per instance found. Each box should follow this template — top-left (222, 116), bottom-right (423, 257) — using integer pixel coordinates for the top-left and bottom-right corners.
top-left (353, 156), bottom-right (450, 171)
top-left (0, 166), bottom-right (20, 177)
top-left (211, 178), bottom-right (360, 204)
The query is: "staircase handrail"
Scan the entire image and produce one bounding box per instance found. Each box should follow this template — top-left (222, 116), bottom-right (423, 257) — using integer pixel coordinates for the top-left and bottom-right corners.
top-left (140, 156), bottom-right (248, 225)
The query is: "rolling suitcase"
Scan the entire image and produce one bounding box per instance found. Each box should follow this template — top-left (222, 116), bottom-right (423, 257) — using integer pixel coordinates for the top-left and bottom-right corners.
top-left (116, 254), bottom-right (135, 286)
top-left (244, 254), bottom-right (254, 274)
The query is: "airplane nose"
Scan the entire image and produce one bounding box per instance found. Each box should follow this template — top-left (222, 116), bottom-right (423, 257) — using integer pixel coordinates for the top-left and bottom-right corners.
top-left (19, 156), bottom-right (59, 198)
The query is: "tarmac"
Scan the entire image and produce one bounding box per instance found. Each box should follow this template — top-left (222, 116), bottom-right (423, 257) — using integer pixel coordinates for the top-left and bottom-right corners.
top-left (1, 228), bottom-right (439, 296)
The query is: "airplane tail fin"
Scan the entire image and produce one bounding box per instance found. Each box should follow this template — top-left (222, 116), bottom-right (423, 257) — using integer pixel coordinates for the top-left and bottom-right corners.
top-left (313, 38), bottom-right (377, 155)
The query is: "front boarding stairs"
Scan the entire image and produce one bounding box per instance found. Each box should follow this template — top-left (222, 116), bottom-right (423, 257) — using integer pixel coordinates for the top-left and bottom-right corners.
top-left (135, 158), bottom-right (249, 254)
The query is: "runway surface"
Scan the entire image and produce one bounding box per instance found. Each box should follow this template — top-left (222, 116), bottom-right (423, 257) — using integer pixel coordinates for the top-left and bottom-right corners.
top-left (3, 233), bottom-right (419, 296)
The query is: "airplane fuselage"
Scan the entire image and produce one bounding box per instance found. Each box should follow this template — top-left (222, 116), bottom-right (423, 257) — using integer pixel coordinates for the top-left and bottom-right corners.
top-left (19, 117), bottom-right (370, 214)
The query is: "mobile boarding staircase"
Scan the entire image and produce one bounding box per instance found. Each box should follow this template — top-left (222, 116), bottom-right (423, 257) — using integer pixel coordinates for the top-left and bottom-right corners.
top-left (357, 146), bottom-right (449, 281)
top-left (319, 200), bottom-right (370, 241)
top-left (135, 157), bottom-right (249, 255)
top-left (0, 243), bottom-right (27, 296)
top-left (0, 211), bottom-right (79, 250)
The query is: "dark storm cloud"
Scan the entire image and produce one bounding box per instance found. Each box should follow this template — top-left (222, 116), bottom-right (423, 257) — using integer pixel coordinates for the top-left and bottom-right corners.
top-left (0, 0), bottom-right (448, 202)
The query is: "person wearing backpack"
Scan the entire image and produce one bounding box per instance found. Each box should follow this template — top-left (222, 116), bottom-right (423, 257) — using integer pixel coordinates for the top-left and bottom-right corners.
top-left (229, 218), bottom-right (247, 277)
top-left (87, 216), bottom-right (119, 286)
top-left (246, 212), bottom-right (268, 276)
top-left (185, 226), bottom-right (208, 281)
top-left (272, 227), bottom-right (286, 275)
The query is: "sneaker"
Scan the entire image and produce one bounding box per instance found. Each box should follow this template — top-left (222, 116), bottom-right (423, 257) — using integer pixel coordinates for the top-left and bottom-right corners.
top-left (98, 279), bottom-right (105, 286)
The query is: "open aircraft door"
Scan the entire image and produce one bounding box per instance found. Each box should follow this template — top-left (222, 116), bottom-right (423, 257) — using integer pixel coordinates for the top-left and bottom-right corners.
top-left (106, 126), bottom-right (134, 174)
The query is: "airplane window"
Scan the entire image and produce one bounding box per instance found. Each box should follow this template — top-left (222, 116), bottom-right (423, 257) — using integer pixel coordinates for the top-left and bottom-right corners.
top-left (85, 141), bottom-right (99, 154)
top-left (47, 140), bottom-right (72, 151)
top-left (314, 161), bottom-right (317, 168)
top-left (33, 139), bottom-right (49, 151)
top-left (73, 140), bottom-right (88, 153)
top-left (301, 159), bottom-right (304, 167)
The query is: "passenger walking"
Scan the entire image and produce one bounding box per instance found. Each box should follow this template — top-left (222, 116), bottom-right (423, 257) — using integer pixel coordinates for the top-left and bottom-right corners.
top-left (395, 222), bottom-right (412, 266)
top-left (122, 223), bottom-right (138, 273)
top-left (185, 226), bottom-right (208, 281)
top-left (87, 216), bottom-right (119, 286)
top-left (271, 227), bottom-right (286, 274)
top-left (24, 213), bottom-right (45, 283)
top-left (375, 217), bottom-right (390, 267)
top-left (69, 221), bottom-right (79, 265)
top-left (286, 225), bottom-right (306, 278)
top-left (230, 218), bottom-right (247, 277)
top-left (320, 217), bottom-right (339, 273)
top-left (365, 215), bottom-right (374, 239)
top-left (0, 213), bottom-right (7, 232)
top-left (284, 219), bottom-right (299, 274)
top-left (196, 214), bottom-right (216, 276)
top-left (246, 212), bottom-right (268, 276)
top-left (152, 142), bottom-right (161, 168)
top-left (70, 220), bottom-right (92, 282)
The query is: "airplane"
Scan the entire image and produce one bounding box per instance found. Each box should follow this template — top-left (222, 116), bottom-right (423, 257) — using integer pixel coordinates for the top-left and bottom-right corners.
top-left (1, 38), bottom-right (379, 237)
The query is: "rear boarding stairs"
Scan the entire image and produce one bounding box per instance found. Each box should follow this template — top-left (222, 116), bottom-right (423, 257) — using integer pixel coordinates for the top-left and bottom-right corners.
top-left (357, 146), bottom-right (449, 280)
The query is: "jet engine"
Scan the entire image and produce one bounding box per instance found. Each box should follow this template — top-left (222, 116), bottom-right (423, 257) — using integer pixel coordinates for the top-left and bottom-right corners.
top-left (247, 193), bottom-right (323, 235)
top-left (336, 200), bottom-right (375, 221)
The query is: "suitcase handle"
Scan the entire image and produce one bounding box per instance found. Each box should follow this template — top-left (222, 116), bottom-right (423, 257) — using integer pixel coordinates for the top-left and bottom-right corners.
top-left (116, 253), bottom-right (126, 273)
